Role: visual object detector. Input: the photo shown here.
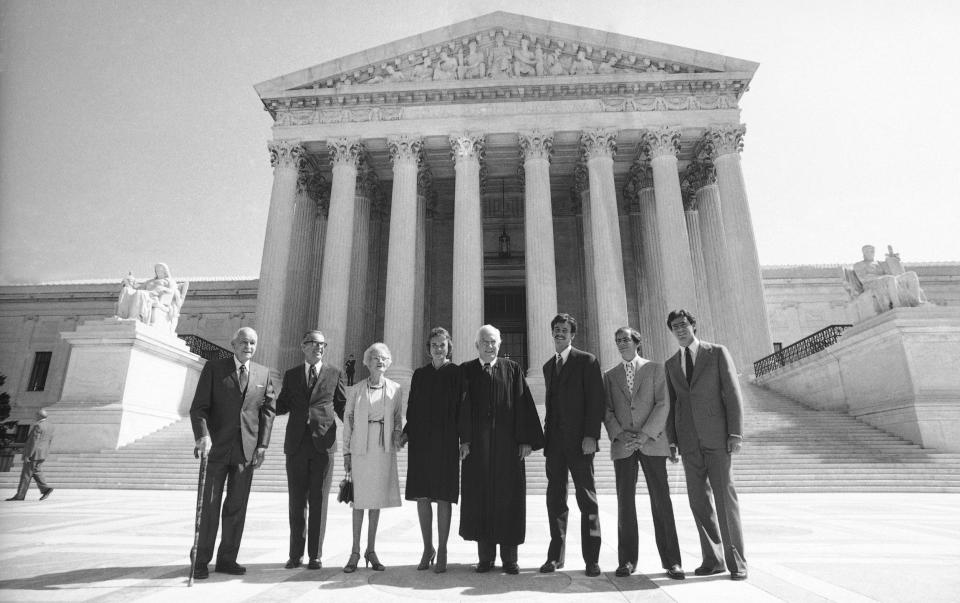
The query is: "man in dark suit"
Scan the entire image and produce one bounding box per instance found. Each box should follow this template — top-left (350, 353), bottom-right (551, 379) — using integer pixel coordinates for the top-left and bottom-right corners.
top-left (603, 327), bottom-right (684, 579)
top-left (6, 408), bottom-right (54, 501)
top-left (276, 329), bottom-right (346, 570)
top-left (540, 313), bottom-right (604, 577)
top-left (664, 309), bottom-right (747, 581)
top-left (190, 326), bottom-right (276, 579)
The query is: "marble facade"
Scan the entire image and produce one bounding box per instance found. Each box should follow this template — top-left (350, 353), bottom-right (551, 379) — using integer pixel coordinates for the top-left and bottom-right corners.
top-left (251, 11), bottom-right (772, 392)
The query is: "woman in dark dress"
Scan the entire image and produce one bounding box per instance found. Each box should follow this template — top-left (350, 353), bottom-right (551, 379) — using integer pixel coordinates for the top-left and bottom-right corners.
top-left (399, 327), bottom-right (462, 573)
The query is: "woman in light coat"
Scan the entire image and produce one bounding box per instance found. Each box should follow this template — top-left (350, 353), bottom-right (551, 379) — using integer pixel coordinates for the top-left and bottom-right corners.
top-left (342, 342), bottom-right (402, 572)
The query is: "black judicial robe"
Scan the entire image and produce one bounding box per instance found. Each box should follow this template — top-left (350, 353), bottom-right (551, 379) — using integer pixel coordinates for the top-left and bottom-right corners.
top-left (458, 357), bottom-right (544, 545)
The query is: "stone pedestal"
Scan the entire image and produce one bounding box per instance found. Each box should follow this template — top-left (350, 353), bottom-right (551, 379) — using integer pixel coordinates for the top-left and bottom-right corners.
top-left (756, 306), bottom-right (960, 452)
top-left (49, 318), bottom-right (204, 452)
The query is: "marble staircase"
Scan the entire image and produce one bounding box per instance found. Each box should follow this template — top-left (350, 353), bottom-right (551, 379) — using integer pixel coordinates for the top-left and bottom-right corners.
top-left (3, 379), bottom-right (960, 494)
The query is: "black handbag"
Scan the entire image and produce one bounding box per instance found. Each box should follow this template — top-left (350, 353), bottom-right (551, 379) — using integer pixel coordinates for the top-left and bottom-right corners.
top-left (337, 476), bottom-right (353, 504)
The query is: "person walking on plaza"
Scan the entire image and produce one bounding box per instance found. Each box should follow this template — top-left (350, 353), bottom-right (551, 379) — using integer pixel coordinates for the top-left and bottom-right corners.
top-left (344, 354), bottom-right (356, 386)
top-left (342, 342), bottom-right (402, 573)
top-left (603, 327), bottom-right (684, 579)
top-left (540, 313), bottom-right (605, 577)
top-left (399, 327), bottom-right (462, 573)
top-left (189, 326), bottom-right (276, 580)
top-left (276, 329), bottom-right (346, 570)
top-left (6, 408), bottom-right (54, 501)
top-left (459, 324), bottom-right (544, 575)
top-left (665, 309), bottom-right (747, 581)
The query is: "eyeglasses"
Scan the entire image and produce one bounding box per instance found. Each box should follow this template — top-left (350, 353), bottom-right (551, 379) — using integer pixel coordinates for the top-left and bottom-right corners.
top-left (370, 355), bottom-right (390, 362)
top-left (303, 341), bottom-right (327, 347)
top-left (615, 337), bottom-right (634, 344)
top-left (670, 321), bottom-right (691, 331)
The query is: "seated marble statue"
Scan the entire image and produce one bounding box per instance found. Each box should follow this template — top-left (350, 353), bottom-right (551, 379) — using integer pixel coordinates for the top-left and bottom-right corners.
top-left (844, 244), bottom-right (926, 312)
top-left (513, 38), bottom-right (537, 77)
top-left (457, 40), bottom-right (485, 79)
top-left (487, 32), bottom-right (513, 78)
top-left (116, 262), bottom-right (188, 334)
top-left (432, 50), bottom-right (458, 81)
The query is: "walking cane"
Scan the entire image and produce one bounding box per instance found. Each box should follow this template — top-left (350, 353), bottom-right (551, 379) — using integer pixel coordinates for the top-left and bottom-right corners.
top-left (188, 429), bottom-right (208, 586)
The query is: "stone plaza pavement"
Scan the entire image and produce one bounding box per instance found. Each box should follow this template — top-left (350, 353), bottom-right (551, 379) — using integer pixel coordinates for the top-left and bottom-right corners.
top-left (0, 490), bottom-right (957, 602)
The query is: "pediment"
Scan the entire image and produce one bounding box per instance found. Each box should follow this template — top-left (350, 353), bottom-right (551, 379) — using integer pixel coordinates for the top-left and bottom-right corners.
top-left (254, 11), bottom-right (757, 98)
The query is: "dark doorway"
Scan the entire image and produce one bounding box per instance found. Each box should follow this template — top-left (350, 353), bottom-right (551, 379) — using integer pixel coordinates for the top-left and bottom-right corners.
top-left (484, 286), bottom-right (527, 371)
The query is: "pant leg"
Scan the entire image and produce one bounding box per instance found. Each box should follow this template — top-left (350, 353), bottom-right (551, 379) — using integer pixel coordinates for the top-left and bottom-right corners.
top-left (477, 540), bottom-right (496, 564)
top-left (638, 453), bottom-right (682, 569)
top-left (31, 460), bottom-right (51, 492)
top-left (544, 451), bottom-right (570, 564)
top-left (197, 461), bottom-right (229, 566)
top-left (499, 544), bottom-right (518, 566)
top-left (306, 451), bottom-right (330, 559)
top-left (316, 445), bottom-right (335, 558)
top-left (680, 446), bottom-right (724, 569)
top-left (216, 461), bottom-right (255, 566)
top-left (613, 453), bottom-right (640, 567)
top-left (15, 459), bottom-right (34, 498)
top-left (703, 447), bottom-right (746, 573)
top-left (286, 446), bottom-right (309, 560)
top-left (568, 451), bottom-right (601, 564)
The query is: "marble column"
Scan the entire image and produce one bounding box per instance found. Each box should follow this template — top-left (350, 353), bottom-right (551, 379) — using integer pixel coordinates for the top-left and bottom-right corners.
top-left (449, 134), bottom-right (485, 364)
top-left (413, 165), bottom-right (432, 368)
top-left (696, 178), bottom-right (746, 368)
top-left (344, 163), bottom-right (374, 371)
top-left (642, 127), bottom-right (700, 319)
top-left (254, 139), bottom-right (304, 374)
top-left (706, 124), bottom-right (773, 366)
top-left (306, 175), bottom-right (329, 337)
top-left (383, 135), bottom-right (422, 388)
top-left (683, 205), bottom-right (715, 343)
top-left (519, 130), bottom-right (558, 377)
top-left (581, 128), bottom-right (628, 370)
top-left (573, 164), bottom-right (599, 352)
top-left (317, 137), bottom-right (363, 368)
top-left (277, 165), bottom-right (321, 370)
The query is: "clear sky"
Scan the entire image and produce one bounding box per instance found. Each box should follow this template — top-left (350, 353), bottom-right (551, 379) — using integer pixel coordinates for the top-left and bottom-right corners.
top-left (2, 0), bottom-right (958, 285)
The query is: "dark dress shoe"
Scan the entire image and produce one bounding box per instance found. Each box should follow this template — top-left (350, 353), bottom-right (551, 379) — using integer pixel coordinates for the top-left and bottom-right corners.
top-left (39, 488), bottom-right (53, 501)
top-left (585, 563), bottom-right (601, 577)
top-left (307, 558), bottom-right (321, 570)
top-left (730, 570), bottom-right (748, 581)
top-left (284, 558), bottom-right (301, 569)
top-left (193, 565), bottom-right (209, 580)
top-left (539, 560), bottom-right (563, 573)
top-left (475, 560), bottom-right (494, 573)
top-left (503, 563), bottom-right (520, 575)
top-left (214, 563), bottom-right (246, 575)
top-left (615, 562), bottom-right (635, 577)
top-left (5, 496), bottom-right (24, 501)
top-left (666, 564), bottom-right (686, 580)
top-left (694, 565), bottom-right (725, 576)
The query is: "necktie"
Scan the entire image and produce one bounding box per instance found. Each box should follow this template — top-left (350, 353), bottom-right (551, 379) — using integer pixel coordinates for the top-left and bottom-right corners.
top-left (625, 361), bottom-right (634, 392)
top-left (308, 365), bottom-right (318, 389)
top-left (555, 353), bottom-right (563, 375)
top-left (239, 364), bottom-right (249, 393)
top-left (483, 362), bottom-right (492, 374)
top-left (684, 347), bottom-right (694, 385)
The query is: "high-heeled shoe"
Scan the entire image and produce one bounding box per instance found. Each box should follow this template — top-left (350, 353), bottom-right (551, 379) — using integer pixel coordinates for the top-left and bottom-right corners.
top-left (434, 549), bottom-right (447, 574)
top-left (417, 547), bottom-right (436, 571)
top-left (343, 551), bottom-right (360, 573)
top-left (364, 550), bottom-right (385, 571)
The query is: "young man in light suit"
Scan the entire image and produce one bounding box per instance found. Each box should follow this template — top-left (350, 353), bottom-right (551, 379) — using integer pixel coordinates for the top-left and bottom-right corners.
top-left (664, 310), bottom-right (747, 581)
top-left (6, 408), bottom-right (55, 501)
top-left (190, 326), bottom-right (276, 580)
top-left (603, 327), bottom-right (684, 580)
top-left (276, 329), bottom-right (346, 570)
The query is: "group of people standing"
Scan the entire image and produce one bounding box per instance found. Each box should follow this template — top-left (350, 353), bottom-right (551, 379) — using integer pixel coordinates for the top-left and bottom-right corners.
top-left (188, 308), bottom-right (746, 583)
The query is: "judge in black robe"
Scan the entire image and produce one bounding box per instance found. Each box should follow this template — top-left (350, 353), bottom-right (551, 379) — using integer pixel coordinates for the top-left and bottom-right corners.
top-left (458, 324), bottom-right (545, 574)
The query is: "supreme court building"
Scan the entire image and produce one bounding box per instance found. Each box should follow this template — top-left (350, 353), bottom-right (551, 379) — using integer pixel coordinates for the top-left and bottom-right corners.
top-left (251, 12), bottom-right (772, 396)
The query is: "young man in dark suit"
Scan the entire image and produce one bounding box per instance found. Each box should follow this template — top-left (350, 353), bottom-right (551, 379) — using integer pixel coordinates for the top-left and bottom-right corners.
top-left (540, 313), bottom-right (605, 577)
top-left (190, 326), bottom-right (276, 579)
top-left (276, 329), bottom-right (346, 570)
top-left (664, 309), bottom-right (747, 581)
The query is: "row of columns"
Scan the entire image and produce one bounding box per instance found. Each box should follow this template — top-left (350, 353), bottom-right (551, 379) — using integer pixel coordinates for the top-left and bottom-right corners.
top-left (253, 124), bottom-right (771, 386)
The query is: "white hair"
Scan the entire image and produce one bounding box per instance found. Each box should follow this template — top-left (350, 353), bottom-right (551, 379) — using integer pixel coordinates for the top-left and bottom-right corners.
top-left (363, 342), bottom-right (392, 365)
top-left (475, 324), bottom-right (501, 345)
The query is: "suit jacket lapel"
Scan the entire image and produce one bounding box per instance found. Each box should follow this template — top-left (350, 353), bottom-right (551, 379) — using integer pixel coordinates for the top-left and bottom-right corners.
top-left (614, 364), bottom-right (631, 399)
top-left (691, 343), bottom-right (710, 387)
top-left (667, 352), bottom-right (687, 392)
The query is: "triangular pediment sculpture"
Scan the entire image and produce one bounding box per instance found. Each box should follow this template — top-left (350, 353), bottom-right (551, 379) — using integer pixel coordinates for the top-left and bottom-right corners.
top-left (255, 12), bottom-right (757, 97)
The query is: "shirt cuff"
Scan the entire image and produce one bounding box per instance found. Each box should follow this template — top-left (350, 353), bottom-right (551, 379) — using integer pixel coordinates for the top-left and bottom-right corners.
top-left (729, 434), bottom-right (743, 439)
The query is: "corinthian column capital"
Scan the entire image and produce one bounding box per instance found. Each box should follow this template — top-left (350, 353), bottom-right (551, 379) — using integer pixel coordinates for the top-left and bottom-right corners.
top-left (682, 157), bottom-right (717, 192)
top-left (327, 137), bottom-right (364, 168)
top-left (518, 130), bottom-right (555, 162)
top-left (388, 135), bottom-right (423, 166)
top-left (704, 124), bottom-right (746, 157)
top-left (579, 128), bottom-right (618, 161)
top-left (356, 160), bottom-right (382, 201)
top-left (641, 126), bottom-right (681, 159)
top-left (449, 133), bottom-right (486, 163)
top-left (268, 139), bottom-right (305, 170)
top-left (417, 162), bottom-right (434, 196)
top-left (623, 160), bottom-right (653, 211)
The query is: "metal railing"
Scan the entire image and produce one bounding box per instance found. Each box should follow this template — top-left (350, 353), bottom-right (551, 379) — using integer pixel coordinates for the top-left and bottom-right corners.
top-left (178, 334), bottom-right (233, 361)
top-left (754, 324), bottom-right (852, 378)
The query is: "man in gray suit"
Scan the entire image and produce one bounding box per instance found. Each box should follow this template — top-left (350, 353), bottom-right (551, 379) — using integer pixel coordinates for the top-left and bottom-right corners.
top-left (603, 327), bottom-right (683, 579)
top-left (664, 309), bottom-right (746, 580)
top-left (6, 408), bottom-right (54, 501)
